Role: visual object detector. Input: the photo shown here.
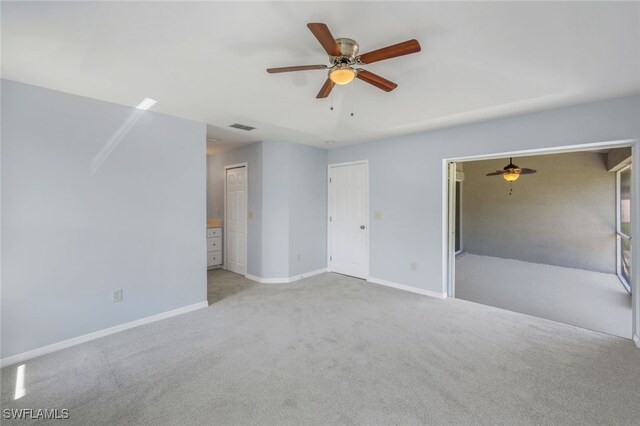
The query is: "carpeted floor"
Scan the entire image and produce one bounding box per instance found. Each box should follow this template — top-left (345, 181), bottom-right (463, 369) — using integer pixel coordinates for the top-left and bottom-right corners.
top-left (456, 254), bottom-right (632, 338)
top-left (1, 270), bottom-right (639, 425)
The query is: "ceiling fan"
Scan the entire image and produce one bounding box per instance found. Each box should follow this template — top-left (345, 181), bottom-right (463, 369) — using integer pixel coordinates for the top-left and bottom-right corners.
top-left (486, 157), bottom-right (537, 182)
top-left (266, 23), bottom-right (421, 98)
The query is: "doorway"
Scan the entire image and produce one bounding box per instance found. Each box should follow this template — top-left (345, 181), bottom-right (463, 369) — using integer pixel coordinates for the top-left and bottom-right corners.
top-left (224, 163), bottom-right (247, 275)
top-left (445, 141), bottom-right (637, 340)
top-left (328, 161), bottom-right (369, 279)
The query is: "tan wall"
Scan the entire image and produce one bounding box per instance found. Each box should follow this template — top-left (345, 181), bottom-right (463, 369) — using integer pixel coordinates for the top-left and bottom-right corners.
top-left (461, 151), bottom-right (615, 273)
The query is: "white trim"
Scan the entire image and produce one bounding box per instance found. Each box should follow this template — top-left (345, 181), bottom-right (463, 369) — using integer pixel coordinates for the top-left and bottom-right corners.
top-left (245, 274), bottom-right (285, 284)
top-left (245, 268), bottom-right (327, 284)
top-left (0, 301), bottom-right (208, 368)
top-left (616, 164), bottom-right (632, 293)
top-left (454, 179), bottom-right (463, 255)
top-left (442, 159), bottom-right (450, 297)
top-left (634, 334), bottom-right (640, 348)
top-left (368, 277), bottom-right (447, 299)
top-left (446, 162), bottom-right (457, 296)
top-left (442, 138), bottom-right (639, 347)
top-left (327, 160), bottom-right (370, 280)
top-left (447, 139), bottom-right (637, 163)
top-left (223, 162), bottom-right (248, 276)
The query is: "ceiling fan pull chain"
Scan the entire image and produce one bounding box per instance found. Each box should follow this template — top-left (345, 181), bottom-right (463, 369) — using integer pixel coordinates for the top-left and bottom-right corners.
top-left (350, 80), bottom-right (355, 117)
top-left (509, 182), bottom-right (513, 196)
top-left (330, 90), bottom-right (334, 111)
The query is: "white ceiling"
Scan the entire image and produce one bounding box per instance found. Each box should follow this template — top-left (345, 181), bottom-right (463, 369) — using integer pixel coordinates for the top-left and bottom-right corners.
top-left (3, 1), bottom-right (640, 151)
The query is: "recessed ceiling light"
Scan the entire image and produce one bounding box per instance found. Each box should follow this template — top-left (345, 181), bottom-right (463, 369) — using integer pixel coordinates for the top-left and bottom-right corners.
top-left (325, 140), bottom-right (335, 145)
top-left (136, 98), bottom-right (157, 110)
top-left (207, 138), bottom-right (219, 143)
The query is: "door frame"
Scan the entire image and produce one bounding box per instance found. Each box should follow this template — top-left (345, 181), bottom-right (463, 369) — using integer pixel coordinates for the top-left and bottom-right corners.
top-left (223, 162), bottom-right (248, 275)
top-left (327, 160), bottom-right (370, 279)
top-left (442, 139), bottom-right (639, 346)
top-left (616, 164), bottom-right (632, 293)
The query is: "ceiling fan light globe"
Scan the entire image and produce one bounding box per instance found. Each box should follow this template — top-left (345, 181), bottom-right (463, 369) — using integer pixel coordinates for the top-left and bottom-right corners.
top-left (502, 172), bottom-right (520, 182)
top-left (329, 68), bottom-right (356, 85)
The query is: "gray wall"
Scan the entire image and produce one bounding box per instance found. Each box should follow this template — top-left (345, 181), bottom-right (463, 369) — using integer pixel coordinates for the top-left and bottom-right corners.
top-left (327, 94), bottom-right (640, 296)
top-left (207, 141), bottom-right (327, 279)
top-left (207, 142), bottom-right (263, 277)
top-left (462, 151), bottom-right (615, 273)
top-left (1, 80), bottom-right (207, 358)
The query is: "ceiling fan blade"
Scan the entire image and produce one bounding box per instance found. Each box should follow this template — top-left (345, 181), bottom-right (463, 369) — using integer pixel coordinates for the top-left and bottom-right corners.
top-left (307, 23), bottom-right (342, 57)
top-left (356, 70), bottom-right (397, 92)
top-left (486, 171), bottom-right (504, 176)
top-left (316, 78), bottom-right (335, 98)
top-left (267, 65), bottom-right (327, 74)
top-left (357, 39), bottom-right (421, 64)
top-left (519, 168), bottom-right (537, 175)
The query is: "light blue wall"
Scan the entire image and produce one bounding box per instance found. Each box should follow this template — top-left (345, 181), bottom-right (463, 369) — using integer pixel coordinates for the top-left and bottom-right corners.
top-left (208, 140), bottom-right (327, 279)
top-left (260, 141), bottom-right (328, 278)
top-left (261, 141), bottom-right (292, 278)
top-left (207, 142), bottom-right (263, 277)
top-left (1, 80), bottom-right (207, 359)
top-left (328, 94), bottom-right (640, 296)
top-left (288, 142), bottom-right (328, 276)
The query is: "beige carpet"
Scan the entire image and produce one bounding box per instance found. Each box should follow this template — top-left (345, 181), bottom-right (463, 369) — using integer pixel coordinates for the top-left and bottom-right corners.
top-left (456, 254), bottom-right (632, 338)
top-left (1, 269), bottom-right (639, 425)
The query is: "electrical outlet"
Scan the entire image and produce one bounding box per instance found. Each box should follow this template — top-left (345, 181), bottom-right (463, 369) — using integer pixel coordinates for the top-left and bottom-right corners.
top-left (112, 289), bottom-right (123, 303)
top-left (374, 211), bottom-right (382, 220)
top-left (297, 254), bottom-right (302, 262)
top-left (248, 211), bottom-right (253, 219)
top-left (410, 262), bottom-right (417, 271)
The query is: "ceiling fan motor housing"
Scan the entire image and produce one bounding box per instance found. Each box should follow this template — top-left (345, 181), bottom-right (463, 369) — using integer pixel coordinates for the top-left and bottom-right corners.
top-left (504, 163), bottom-right (521, 174)
top-left (331, 38), bottom-right (359, 65)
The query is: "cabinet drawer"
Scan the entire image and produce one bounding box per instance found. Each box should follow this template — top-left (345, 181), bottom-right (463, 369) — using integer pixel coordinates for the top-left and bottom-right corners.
top-left (207, 228), bottom-right (222, 238)
top-left (207, 251), bottom-right (222, 266)
top-left (207, 237), bottom-right (222, 252)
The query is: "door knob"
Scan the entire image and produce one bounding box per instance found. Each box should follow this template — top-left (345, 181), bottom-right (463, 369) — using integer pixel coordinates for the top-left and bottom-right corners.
top-left (360, 225), bottom-right (366, 229)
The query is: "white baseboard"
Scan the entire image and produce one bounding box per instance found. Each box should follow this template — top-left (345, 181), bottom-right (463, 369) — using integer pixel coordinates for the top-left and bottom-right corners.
top-left (368, 277), bottom-right (447, 299)
top-left (0, 301), bottom-right (209, 368)
top-left (245, 274), bottom-right (287, 284)
top-left (246, 268), bottom-right (327, 284)
top-left (634, 334), bottom-right (640, 348)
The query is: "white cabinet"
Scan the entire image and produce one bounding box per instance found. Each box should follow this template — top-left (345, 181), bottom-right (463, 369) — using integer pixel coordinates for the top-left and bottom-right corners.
top-left (207, 227), bottom-right (223, 269)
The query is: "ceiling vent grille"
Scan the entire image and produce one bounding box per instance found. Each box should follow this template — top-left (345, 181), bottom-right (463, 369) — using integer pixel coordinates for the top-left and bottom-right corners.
top-left (229, 123), bottom-right (256, 131)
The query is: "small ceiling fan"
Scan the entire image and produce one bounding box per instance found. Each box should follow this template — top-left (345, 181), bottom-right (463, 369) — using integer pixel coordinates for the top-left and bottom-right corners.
top-left (266, 23), bottom-right (421, 98)
top-left (486, 158), bottom-right (537, 182)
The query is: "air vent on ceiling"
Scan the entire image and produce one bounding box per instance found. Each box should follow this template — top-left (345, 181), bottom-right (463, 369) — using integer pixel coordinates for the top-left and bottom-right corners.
top-left (229, 123), bottom-right (255, 131)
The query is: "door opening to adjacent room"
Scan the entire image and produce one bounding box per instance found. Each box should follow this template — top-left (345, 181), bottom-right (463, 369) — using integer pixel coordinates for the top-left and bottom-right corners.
top-left (224, 164), bottom-right (248, 275)
top-left (328, 161), bottom-right (369, 280)
top-left (446, 143), bottom-right (635, 339)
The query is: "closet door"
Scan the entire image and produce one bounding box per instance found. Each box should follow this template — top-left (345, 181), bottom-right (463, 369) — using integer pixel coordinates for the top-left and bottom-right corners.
top-left (226, 166), bottom-right (247, 275)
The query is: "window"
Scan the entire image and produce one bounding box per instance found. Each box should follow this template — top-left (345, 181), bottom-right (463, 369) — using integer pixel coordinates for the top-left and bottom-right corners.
top-left (616, 165), bottom-right (632, 293)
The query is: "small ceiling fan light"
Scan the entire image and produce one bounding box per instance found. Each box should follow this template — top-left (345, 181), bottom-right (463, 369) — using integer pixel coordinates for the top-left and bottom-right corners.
top-left (502, 172), bottom-right (520, 182)
top-left (329, 68), bottom-right (356, 85)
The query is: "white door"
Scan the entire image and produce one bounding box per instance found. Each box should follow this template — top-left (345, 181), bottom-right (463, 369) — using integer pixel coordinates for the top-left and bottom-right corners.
top-left (328, 162), bottom-right (369, 279)
top-left (225, 166), bottom-right (247, 275)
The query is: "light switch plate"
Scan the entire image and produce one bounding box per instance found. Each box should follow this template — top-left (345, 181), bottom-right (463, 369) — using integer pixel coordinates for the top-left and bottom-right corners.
top-left (248, 211), bottom-right (253, 219)
top-left (112, 289), bottom-right (123, 303)
top-left (374, 211), bottom-right (382, 220)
